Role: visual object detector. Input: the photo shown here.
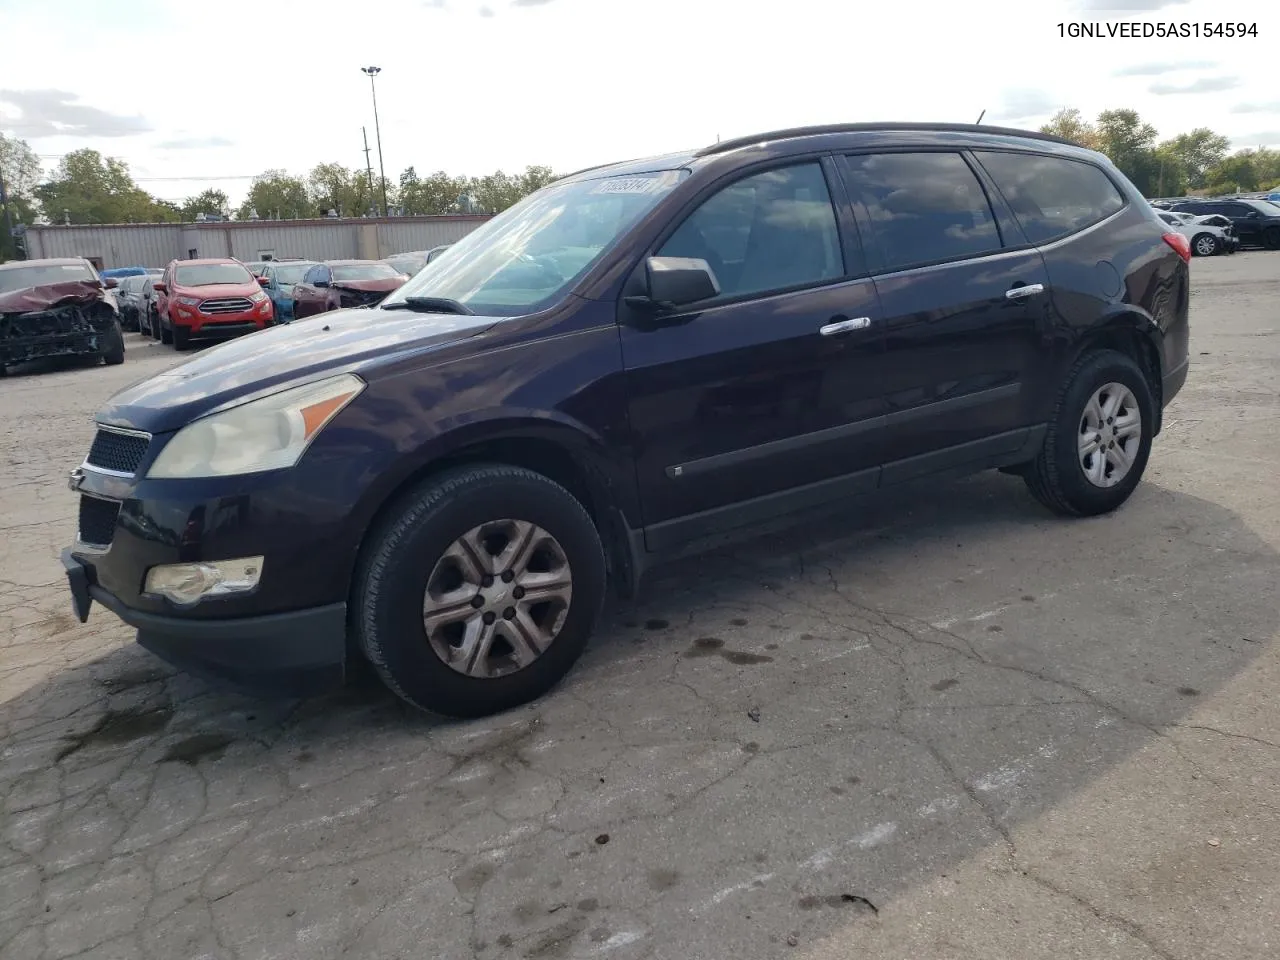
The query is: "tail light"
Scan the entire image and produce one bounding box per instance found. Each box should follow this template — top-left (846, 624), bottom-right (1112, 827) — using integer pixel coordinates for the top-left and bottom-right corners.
top-left (1162, 232), bottom-right (1192, 264)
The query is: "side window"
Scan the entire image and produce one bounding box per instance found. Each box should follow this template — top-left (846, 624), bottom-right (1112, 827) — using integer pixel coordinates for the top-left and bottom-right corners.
top-left (842, 152), bottom-right (1001, 272)
top-left (302, 266), bottom-right (319, 284)
top-left (973, 151), bottom-right (1125, 245)
top-left (1221, 203), bottom-right (1250, 217)
top-left (1158, 213), bottom-right (1178, 225)
top-left (657, 162), bottom-right (844, 300)
top-left (316, 266), bottom-right (332, 284)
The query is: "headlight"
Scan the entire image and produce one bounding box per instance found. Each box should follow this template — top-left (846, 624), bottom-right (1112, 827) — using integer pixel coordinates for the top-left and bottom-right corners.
top-left (177, 296), bottom-right (200, 306)
top-left (147, 374), bottom-right (365, 478)
top-left (249, 290), bottom-right (268, 303)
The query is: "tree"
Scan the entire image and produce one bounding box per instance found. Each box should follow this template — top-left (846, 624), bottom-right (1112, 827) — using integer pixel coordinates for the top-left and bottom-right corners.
top-left (1039, 108), bottom-right (1098, 149)
top-left (33, 149), bottom-right (173, 224)
top-left (1, 134), bottom-right (42, 259)
top-left (236, 169), bottom-right (311, 220)
top-left (1160, 128), bottom-right (1230, 190)
top-left (1204, 151), bottom-right (1261, 194)
top-left (1094, 109), bottom-right (1160, 195)
top-left (179, 189), bottom-right (229, 221)
top-left (398, 167), bottom-right (471, 215)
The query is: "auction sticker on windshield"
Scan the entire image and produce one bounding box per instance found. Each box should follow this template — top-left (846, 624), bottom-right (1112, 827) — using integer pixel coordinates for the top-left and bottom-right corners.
top-left (591, 172), bottom-right (681, 195)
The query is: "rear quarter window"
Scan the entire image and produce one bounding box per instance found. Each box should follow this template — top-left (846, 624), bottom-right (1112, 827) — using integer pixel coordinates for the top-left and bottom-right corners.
top-left (973, 151), bottom-right (1126, 245)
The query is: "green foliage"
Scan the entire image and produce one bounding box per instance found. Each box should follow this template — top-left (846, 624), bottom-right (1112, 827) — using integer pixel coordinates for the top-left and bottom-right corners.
top-left (235, 170), bottom-right (311, 220)
top-left (179, 189), bottom-right (229, 220)
top-left (32, 149), bottom-right (177, 224)
top-left (1045, 108), bottom-right (1277, 199)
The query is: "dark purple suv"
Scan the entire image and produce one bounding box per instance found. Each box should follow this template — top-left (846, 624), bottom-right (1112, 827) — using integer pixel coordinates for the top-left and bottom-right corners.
top-left (62, 123), bottom-right (1191, 717)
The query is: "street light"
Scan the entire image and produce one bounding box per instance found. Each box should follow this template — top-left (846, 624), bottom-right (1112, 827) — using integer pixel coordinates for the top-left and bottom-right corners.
top-left (361, 66), bottom-right (389, 218)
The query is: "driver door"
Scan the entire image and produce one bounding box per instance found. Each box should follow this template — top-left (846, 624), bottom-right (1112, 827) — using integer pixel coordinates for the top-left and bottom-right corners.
top-left (619, 158), bottom-right (888, 549)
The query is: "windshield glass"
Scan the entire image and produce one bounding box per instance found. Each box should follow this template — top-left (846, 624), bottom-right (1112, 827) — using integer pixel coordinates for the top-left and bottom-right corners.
top-left (176, 263), bottom-right (253, 286)
top-left (0, 262), bottom-right (96, 293)
top-left (383, 168), bottom-right (689, 314)
top-left (385, 257), bottom-right (425, 275)
top-left (273, 263), bottom-right (315, 285)
top-left (331, 263), bottom-right (402, 282)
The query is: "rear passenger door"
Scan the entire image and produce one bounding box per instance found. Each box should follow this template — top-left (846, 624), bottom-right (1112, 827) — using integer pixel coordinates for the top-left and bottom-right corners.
top-left (837, 151), bottom-right (1053, 481)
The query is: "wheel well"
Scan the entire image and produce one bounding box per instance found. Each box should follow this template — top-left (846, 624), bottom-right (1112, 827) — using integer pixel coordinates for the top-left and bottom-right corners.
top-left (1079, 323), bottom-right (1163, 433)
top-left (354, 436), bottom-right (637, 596)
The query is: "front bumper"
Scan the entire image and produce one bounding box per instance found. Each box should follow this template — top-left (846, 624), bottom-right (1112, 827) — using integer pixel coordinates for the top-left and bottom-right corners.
top-left (62, 548), bottom-right (347, 695)
top-left (172, 302), bottom-right (274, 336)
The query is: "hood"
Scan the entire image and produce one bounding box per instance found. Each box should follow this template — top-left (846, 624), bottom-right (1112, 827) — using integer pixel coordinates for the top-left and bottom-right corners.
top-left (97, 305), bottom-right (503, 433)
top-left (175, 281), bottom-right (262, 299)
top-left (331, 277), bottom-right (406, 293)
top-left (0, 280), bottom-right (104, 314)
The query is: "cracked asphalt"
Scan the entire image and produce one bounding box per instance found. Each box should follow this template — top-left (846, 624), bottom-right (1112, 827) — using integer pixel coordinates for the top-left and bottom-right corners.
top-left (2, 253), bottom-right (1279, 960)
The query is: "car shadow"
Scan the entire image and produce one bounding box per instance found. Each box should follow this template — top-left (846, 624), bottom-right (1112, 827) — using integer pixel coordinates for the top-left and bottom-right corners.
top-left (3, 472), bottom-right (1275, 958)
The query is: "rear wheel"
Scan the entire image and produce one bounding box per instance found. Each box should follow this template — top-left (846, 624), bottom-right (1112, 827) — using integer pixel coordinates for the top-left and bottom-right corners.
top-left (100, 319), bottom-right (126, 365)
top-left (1191, 232), bottom-right (1220, 257)
top-left (354, 464), bottom-right (607, 718)
top-left (1023, 349), bottom-right (1154, 517)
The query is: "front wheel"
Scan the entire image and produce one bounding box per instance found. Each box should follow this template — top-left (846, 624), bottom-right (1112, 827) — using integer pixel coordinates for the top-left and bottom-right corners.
top-left (1265, 227), bottom-right (1280, 251)
top-left (1191, 232), bottom-right (1220, 257)
top-left (100, 319), bottom-right (126, 365)
top-left (160, 313), bottom-right (173, 345)
top-left (172, 325), bottom-right (191, 351)
top-left (353, 464), bottom-right (607, 718)
top-left (1023, 349), bottom-right (1154, 517)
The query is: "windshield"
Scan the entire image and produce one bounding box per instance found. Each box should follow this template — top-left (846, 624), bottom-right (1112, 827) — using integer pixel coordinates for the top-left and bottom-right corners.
top-left (0, 262), bottom-right (96, 294)
top-left (331, 263), bottom-right (402, 282)
top-left (383, 168), bottom-right (689, 315)
top-left (273, 263), bottom-right (315, 285)
top-left (386, 257), bottom-right (426, 276)
top-left (176, 263), bottom-right (254, 286)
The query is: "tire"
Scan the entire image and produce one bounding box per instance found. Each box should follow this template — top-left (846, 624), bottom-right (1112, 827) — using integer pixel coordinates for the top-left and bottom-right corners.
top-left (173, 325), bottom-right (191, 351)
top-left (1191, 233), bottom-right (1220, 257)
top-left (100, 319), bottom-right (126, 366)
top-left (150, 310), bottom-right (162, 339)
top-left (354, 464), bottom-right (607, 718)
top-left (1266, 227), bottom-right (1280, 251)
top-left (1023, 349), bottom-right (1154, 517)
top-left (160, 313), bottom-right (173, 345)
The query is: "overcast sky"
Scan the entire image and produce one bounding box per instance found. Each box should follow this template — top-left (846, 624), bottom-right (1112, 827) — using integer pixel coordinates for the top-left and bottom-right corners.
top-left (1, 0), bottom-right (1277, 207)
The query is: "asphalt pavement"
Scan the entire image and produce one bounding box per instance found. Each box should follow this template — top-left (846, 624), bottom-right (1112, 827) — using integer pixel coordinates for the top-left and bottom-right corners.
top-left (1, 253), bottom-right (1277, 960)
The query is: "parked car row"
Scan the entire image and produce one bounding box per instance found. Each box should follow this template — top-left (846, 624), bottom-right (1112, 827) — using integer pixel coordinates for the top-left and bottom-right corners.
top-left (1153, 209), bottom-right (1239, 256)
top-left (1151, 196), bottom-right (1280, 249)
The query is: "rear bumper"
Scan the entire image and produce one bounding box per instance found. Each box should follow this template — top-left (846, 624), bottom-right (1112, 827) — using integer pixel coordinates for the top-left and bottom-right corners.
top-left (1162, 356), bottom-right (1189, 408)
top-left (62, 548), bottom-right (348, 696)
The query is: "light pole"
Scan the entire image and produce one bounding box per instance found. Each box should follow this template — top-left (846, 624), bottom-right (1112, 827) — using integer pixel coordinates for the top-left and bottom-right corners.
top-left (361, 66), bottom-right (389, 217)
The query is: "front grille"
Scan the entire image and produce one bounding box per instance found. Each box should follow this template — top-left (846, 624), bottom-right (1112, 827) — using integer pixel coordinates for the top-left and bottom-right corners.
top-left (200, 297), bottom-right (254, 315)
top-left (86, 428), bottom-right (150, 475)
top-left (78, 496), bottom-right (120, 548)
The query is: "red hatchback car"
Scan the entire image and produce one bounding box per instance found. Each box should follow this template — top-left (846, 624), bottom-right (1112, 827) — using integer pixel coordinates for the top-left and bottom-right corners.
top-left (153, 258), bottom-right (274, 350)
top-left (291, 260), bottom-right (408, 319)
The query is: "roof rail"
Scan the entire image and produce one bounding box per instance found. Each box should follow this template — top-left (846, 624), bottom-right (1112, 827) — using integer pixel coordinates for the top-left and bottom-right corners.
top-left (693, 122), bottom-right (1079, 158)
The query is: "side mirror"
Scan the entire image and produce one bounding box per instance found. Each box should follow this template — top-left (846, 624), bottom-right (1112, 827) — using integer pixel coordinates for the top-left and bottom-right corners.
top-left (639, 256), bottom-right (720, 310)
top-left (153, 282), bottom-right (167, 293)
top-left (103, 277), bottom-right (119, 289)
top-left (257, 276), bottom-right (270, 286)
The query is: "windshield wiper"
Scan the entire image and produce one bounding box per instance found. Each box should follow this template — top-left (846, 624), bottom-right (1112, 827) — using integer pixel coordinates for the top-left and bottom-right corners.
top-left (384, 296), bottom-right (475, 315)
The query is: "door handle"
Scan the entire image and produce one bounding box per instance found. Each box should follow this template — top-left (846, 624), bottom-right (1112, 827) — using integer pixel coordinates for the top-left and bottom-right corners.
top-left (820, 316), bottom-right (872, 336)
top-left (1005, 283), bottom-right (1045, 300)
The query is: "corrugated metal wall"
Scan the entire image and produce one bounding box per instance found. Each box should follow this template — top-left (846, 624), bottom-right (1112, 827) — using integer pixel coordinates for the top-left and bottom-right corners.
top-left (26, 224), bottom-right (181, 268)
top-left (24, 216), bottom-right (490, 268)
top-left (375, 219), bottom-right (483, 258)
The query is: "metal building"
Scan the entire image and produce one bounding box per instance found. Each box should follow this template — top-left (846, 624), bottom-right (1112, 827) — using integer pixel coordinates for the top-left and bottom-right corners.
top-left (22, 215), bottom-right (491, 270)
